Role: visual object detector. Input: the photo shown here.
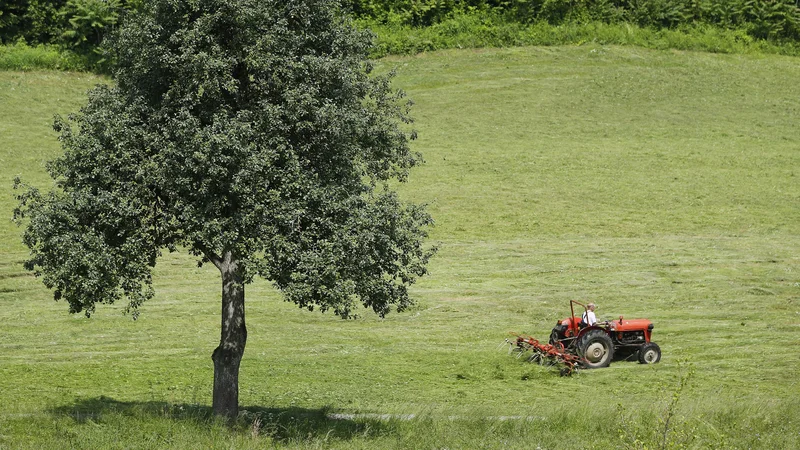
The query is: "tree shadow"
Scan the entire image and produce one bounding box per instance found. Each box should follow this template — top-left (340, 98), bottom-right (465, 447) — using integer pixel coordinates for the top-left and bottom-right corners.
top-left (48, 396), bottom-right (393, 443)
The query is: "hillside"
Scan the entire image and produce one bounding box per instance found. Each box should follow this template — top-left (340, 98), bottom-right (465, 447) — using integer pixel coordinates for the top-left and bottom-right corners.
top-left (1, 46), bottom-right (798, 448)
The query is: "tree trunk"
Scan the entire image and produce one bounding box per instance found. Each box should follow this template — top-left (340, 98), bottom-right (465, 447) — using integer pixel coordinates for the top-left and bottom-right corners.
top-left (211, 251), bottom-right (247, 419)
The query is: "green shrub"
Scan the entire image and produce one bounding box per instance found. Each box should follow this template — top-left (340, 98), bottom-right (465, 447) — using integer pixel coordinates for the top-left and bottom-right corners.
top-left (1, 0), bottom-right (130, 68)
top-left (59, 0), bottom-right (122, 53)
top-left (0, 0), bottom-right (69, 45)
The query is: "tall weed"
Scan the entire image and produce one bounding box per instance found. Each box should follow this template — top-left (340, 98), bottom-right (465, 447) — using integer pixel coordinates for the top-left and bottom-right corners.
top-left (0, 41), bottom-right (87, 71)
top-left (364, 13), bottom-right (800, 57)
top-left (350, 0), bottom-right (800, 41)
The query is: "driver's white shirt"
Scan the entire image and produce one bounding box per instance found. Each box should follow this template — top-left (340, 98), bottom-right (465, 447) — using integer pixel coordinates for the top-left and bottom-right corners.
top-left (582, 310), bottom-right (597, 326)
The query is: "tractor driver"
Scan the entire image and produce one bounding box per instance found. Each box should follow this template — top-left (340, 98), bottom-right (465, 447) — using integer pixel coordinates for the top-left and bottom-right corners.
top-left (582, 303), bottom-right (598, 326)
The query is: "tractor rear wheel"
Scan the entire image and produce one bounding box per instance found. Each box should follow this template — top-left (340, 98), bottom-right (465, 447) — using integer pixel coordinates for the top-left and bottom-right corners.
top-left (638, 342), bottom-right (661, 364)
top-left (577, 329), bottom-right (614, 369)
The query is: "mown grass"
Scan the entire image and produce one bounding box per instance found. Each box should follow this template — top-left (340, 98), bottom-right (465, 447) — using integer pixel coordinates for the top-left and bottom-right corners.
top-left (1, 45), bottom-right (799, 448)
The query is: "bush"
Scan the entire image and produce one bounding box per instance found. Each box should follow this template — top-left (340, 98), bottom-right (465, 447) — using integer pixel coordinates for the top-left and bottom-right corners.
top-left (59, 0), bottom-right (122, 56)
top-left (0, 0), bottom-right (69, 45)
top-left (1, 0), bottom-right (131, 68)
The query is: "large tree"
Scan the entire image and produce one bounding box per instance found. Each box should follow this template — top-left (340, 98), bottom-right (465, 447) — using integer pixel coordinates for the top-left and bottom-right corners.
top-left (14, 0), bottom-right (434, 419)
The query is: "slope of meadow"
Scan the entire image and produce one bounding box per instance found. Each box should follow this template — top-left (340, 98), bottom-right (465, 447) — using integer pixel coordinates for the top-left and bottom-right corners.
top-left (1, 45), bottom-right (798, 448)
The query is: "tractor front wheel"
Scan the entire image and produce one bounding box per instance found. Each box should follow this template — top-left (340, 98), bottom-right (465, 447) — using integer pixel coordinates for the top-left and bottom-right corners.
top-left (577, 329), bottom-right (614, 369)
top-left (638, 342), bottom-right (661, 364)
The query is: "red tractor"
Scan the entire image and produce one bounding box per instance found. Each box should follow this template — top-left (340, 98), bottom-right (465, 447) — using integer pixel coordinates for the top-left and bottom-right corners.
top-left (548, 300), bottom-right (661, 369)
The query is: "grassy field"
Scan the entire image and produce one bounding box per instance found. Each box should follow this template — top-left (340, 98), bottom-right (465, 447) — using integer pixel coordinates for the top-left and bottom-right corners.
top-left (1, 45), bottom-right (799, 448)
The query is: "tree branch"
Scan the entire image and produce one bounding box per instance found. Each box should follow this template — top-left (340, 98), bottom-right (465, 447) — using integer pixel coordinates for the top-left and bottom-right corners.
top-left (195, 242), bottom-right (224, 270)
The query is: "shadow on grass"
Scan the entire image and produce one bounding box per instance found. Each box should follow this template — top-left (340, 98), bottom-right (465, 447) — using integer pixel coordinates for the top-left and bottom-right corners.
top-left (49, 396), bottom-right (392, 442)
top-left (612, 348), bottom-right (648, 363)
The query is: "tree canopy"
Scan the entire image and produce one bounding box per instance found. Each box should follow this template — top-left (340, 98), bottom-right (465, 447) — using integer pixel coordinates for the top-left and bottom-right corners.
top-left (15, 0), bottom-right (434, 418)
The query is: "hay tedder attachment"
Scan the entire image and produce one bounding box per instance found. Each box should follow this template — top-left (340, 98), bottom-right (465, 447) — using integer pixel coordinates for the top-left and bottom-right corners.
top-left (503, 335), bottom-right (581, 376)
